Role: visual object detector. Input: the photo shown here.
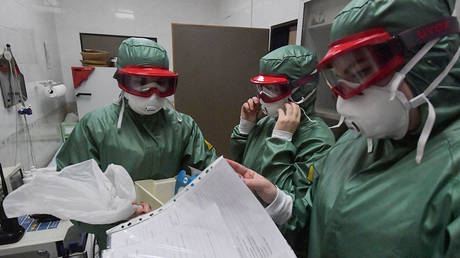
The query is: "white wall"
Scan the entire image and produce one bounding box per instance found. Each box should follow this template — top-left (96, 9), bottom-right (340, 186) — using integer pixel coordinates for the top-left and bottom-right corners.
top-left (217, 0), bottom-right (300, 28)
top-left (54, 0), bottom-right (221, 107)
top-left (0, 0), bottom-right (301, 169)
top-left (0, 0), bottom-right (67, 169)
top-left (455, 0), bottom-right (459, 17)
top-left (54, 0), bottom-right (299, 108)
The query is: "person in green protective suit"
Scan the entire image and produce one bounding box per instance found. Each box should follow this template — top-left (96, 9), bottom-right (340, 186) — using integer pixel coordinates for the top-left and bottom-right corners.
top-left (229, 45), bottom-right (335, 255)
top-left (227, 0), bottom-right (460, 257)
top-left (56, 38), bottom-right (217, 250)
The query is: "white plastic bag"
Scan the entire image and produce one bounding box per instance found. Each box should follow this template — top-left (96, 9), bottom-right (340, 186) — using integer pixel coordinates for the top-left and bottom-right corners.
top-left (4, 159), bottom-right (137, 224)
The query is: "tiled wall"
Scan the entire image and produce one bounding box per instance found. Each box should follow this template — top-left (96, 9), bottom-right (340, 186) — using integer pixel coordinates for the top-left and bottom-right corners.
top-left (0, 0), bottom-right (66, 169)
top-left (0, 104), bottom-right (64, 170)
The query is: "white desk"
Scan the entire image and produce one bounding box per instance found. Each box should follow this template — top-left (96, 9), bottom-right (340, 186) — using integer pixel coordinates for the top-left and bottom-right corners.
top-left (0, 219), bottom-right (72, 257)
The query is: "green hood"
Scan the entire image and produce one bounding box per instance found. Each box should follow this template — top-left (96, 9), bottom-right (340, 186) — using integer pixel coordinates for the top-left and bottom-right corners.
top-left (330, 0), bottom-right (460, 133)
top-left (259, 45), bottom-right (319, 113)
top-left (117, 37), bottom-right (169, 69)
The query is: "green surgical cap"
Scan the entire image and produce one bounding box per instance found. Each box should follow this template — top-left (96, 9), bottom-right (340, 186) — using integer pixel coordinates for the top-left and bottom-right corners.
top-left (259, 45), bottom-right (317, 80)
top-left (330, 0), bottom-right (455, 43)
top-left (117, 38), bottom-right (169, 69)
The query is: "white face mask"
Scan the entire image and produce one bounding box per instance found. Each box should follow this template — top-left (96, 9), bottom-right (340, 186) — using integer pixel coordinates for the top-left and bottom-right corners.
top-left (336, 85), bottom-right (410, 140)
top-left (260, 97), bottom-right (288, 117)
top-left (125, 93), bottom-right (168, 115)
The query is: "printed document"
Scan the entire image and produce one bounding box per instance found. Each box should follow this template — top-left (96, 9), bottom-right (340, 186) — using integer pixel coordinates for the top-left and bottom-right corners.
top-left (103, 157), bottom-right (296, 258)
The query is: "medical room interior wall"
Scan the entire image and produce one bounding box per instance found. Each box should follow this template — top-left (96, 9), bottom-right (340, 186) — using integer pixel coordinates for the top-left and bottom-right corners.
top-left (0, 0), bottom-right (304, 169)
top-left (53, 0), bottom-right (221, 109)
top-left (53, 0), bottom-right (300, 110)
top-left (216, 0), bottom-right (299, 28)
top-left (455, 0), bottom-right (459, 17)
top-left (0, 0), bottom-right (67, 170)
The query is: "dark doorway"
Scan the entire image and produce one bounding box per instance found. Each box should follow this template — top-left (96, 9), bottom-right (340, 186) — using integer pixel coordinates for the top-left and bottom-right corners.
top-left (270, 19), bottom-right (298, 51)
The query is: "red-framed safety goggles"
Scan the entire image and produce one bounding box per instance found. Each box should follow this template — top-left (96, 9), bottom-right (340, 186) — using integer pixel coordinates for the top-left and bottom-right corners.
top-left (250, 72), bottom-right (319, 103)
top-left (114, 65), bottom-right (178, 98)
top-left (317, 16), bottom-right (459, 99)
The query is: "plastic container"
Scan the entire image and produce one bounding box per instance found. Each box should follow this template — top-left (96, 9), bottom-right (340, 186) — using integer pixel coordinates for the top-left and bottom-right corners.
top-left (134, 178), bottom-right (176, 210)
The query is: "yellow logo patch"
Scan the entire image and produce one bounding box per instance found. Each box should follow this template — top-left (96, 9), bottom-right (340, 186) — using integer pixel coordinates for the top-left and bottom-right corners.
top-left (307, 165), bottom-right (314, 182)
top-left (204, 139), bottom-right (213, 150)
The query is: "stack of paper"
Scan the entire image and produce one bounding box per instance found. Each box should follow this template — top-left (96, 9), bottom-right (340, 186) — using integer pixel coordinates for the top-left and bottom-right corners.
top-left (103, 157), bottom-right (296, 258)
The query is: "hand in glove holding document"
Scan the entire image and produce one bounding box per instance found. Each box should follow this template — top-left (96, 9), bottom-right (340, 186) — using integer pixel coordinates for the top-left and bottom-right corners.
top-left (104, 157), bottom-right (296, 258)
top-left (226, 158), bottom-right (277, 204)
top-left (128, 201), bottom-right (152, 220)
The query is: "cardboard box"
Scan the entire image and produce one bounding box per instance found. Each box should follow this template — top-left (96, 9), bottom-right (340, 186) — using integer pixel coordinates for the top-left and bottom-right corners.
top-left (134, 178), bottom-right (176, 210)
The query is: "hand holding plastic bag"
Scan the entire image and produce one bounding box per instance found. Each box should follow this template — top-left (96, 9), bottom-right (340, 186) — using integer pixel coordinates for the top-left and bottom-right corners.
top-left (3, 159), bottom-right (137, 224)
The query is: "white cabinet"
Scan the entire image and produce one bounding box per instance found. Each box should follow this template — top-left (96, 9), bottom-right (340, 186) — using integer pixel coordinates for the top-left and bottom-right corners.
top-left (74, 67), bottom-right (120, 120)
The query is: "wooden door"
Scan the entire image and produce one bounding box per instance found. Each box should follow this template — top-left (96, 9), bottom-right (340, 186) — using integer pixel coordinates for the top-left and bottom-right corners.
top-left (172, 24), bottom-right (269, 157)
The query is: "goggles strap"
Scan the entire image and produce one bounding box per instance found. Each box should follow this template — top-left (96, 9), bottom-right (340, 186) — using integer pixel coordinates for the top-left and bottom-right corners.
top-left (289, 71), bottom-right (319, 104)
top-left (329, 115), bottom-right (345, 129)
top-left (290, 88), bottom-right (316, 105)
top-left (367, 138), bottom-right (374, 153)
top-left (291, 71), bottom-right (319, 88)
top-left (289, 85), bottom-right (317, 123)
top-left (407, 45), bottom-right (460, 164)
top-left (413, 96), bottom-right (435, 164)
top-left (117, 91), bottom-right (126, 129)
top-left (416, 45), bottom-right (460, 102)
top-left (300, 106), bottom-right (316, 123)
top-left (400, 38), bottom-right (439, 75)
top-left (287, 84), bottom-right (317, 123)
top-left (164, 97), bottom-right (182, 123)
top-left (389, 38), bottom-right (440, 100)
top-left (398, 16), bottom-right (459, 50)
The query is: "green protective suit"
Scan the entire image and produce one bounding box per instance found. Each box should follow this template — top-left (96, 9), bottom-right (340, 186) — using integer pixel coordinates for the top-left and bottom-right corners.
top-left (57, 37), bottom-right (216, 250)
top-left (230, 46), bottom-right (335, 255)
top-left (284, 0), bottom-right (460, 257)
top-left (56, 104), bottom-right (217, 249)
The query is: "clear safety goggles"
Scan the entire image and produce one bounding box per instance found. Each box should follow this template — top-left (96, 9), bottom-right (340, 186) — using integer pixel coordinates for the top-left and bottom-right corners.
top-left (256, 83), bottom-right (292, 103)
top-left (318, 16), bottom-right (459, 99)
top-left (115, 65), bottom-right (178, 98)
top-left (251, 73), bottom-right (318, 103)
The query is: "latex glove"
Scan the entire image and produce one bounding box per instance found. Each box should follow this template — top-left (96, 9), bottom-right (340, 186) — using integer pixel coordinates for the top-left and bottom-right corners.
top-left (274, 103), bottom-right (301, 134)
top-left (241, 97), bottom-right (262, 123)
top-left (226, 158), bottom-right (277, 204)
top-left (128, 201), bottom-right (152, 220)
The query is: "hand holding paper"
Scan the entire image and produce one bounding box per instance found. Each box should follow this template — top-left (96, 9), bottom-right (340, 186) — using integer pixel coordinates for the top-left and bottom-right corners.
top-left (104, 157), bottom-right (295, 258)
top-left (225, 158), bottom-right (277, 204)
top-left (128, 202), bottom-right (152, 220)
